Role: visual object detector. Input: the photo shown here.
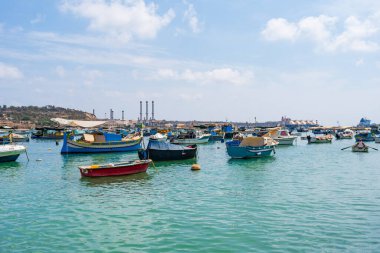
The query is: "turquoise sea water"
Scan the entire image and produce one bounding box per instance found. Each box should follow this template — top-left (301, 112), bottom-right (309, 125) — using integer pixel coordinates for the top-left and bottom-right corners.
top-left (1, 138), bottom-right (380, 252)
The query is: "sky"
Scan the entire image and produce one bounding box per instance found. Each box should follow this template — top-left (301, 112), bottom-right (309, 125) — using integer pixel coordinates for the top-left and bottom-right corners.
top-left (1, 0), bottom-right (380, 125)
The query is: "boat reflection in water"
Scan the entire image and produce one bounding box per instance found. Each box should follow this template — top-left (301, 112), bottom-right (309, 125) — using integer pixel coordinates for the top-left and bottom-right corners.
top-left (80, 171), bottom-right (152, 187)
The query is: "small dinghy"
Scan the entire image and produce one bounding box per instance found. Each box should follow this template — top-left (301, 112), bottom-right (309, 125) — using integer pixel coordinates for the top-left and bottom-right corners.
top-left (341, 140), bottom-right (378, 153)
top-left (352, 141), bottom-right (368, 152)
top-left (78, 159), bottom-right (151, 177)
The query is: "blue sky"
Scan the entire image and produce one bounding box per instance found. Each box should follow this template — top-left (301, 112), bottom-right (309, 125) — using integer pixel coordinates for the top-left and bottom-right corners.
top-left (1, 0), bottom-right (380, 125)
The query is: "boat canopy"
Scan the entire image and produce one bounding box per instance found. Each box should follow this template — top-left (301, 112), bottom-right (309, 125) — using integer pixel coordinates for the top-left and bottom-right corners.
top-left (148, 140), bottom-right (185, 150)
top-left (239, 137), bottom-right (277, 147)
top-left (51, 118), bottom-right (106, 128)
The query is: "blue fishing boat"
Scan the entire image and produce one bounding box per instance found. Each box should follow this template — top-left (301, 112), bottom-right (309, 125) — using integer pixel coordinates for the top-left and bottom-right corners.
top-left (61, 131), bottom-right (142, 154)
top-left (355, 132), bottom-right (374, 142)
top-left (226, 136), bottom-right (278, 159)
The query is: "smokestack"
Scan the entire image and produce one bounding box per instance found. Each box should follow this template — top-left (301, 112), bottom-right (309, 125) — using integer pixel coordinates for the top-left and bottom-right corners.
top-left (92, 109), bottom-right (95, 116)
top-left (122, 110), bottom-right (124, 121)
top-left (110, 109), bottom-right (113, 120)
top-left (145, 101), bottom-right (148, 121)
top-left (139, 101), bottom-right (142, 121)
top-left (152, 101), bottom-right (154, 120)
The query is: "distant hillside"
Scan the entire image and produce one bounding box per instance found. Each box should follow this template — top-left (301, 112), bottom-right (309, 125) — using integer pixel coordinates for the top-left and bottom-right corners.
top-left (0, 105), bottom-right (96, 127)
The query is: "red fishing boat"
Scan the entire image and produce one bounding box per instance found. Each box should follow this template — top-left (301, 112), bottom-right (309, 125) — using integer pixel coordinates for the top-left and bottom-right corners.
top-left (78, 159), bottom-right (151, 177)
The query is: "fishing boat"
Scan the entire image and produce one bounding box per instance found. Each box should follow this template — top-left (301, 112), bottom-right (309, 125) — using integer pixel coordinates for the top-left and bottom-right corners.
top-left (138, 140), bottom-right (197, 161)
top-left (355, 131), bottom-right (375, 142)
top-left (208, 130), bottom-right (224, 142)
top-left (226, 136), bottom-right (278, 159)
top-left (352, 141), bottom-right (368, 152)
top-left (78, 159), bottom-right (151, 177)
top-left (336, 129), bottom-right (354, 139)
top-left (267, 128), bottom-right (297, 145)
top-left (149, 133), bottom-right (167, 141)
top-left (171, 130), bottom-right (210, 144)
top-left (307, 134), bottom-right (333, 144)
top-left (0, 144), bottom-right (26, 162)
top-left (222, 124), bottom-right (234, 139)
top-left (31, 127), bottom-right (64, 139)
top-left (61, 131), bottom-right (142, 154)
top-left (0, 133), bottom-right (29, 144)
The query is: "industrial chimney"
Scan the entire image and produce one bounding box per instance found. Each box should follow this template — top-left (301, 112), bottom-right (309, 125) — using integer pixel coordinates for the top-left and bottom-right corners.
top-left (122, 110), bottom-right (124, 121)
top-left (139, 101), bottom-right (142, 122)
top-left (152, 101), bottom-right (155, 120)
top-left (145, 101), bottom-right (148, 121)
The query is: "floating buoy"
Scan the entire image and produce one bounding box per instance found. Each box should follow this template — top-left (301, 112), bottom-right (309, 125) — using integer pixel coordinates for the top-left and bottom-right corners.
top-left (191, 164), bottom-right (201, 170)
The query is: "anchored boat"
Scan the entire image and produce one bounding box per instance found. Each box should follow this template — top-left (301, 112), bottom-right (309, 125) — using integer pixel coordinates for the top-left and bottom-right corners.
top-left (336, 129), bottom-right (354, 139)
top-left (307, 134), bottom-right (333, 144)
top-left (355, 131), bottom-right (374, 142)
top-left (226, 136), bottom-right (278, 159)
top-left (171, 130), bottom-right (210, 144)
top-left (138, 140), bottom-right (197, 161)
top-left (31, 127), bottom-right (64, 139)
top-left (267, 128), bottom-right (297, 145)
top-left (78, 159), bottom-right (151, 177)
top-left (0, 144), bottom-right (26, 162)
top-left (61, 132), bottom-right (142, 154)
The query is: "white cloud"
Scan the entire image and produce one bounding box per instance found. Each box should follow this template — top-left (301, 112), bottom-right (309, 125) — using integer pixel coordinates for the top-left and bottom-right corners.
top-left (183, 1), bottom-right (202, 33)
top-left (153, 67), bottom-right (254, 86)
top-left (55, 65), bottom-right (66, 77)
top-left (328, 16), bottom-right (379, 52)
top-left (262, 14), bottom-right (380, 52)
top-left (0, 62), bottom-right (23, 79)
top-left (82, 69), bottom-right (103, 86)
top-left (60, 0), bottom-right (175, 42)
top-left (30, 14), bottom-right (45, 24)
top-left (261, 18), bottom-right (298, 41)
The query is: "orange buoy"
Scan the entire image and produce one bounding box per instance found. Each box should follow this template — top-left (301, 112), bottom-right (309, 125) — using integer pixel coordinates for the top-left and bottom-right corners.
top-left (191, 164), bottom-right (201, 170)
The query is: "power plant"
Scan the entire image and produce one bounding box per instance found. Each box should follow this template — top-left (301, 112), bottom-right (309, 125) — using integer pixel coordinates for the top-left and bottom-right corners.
top-left (139, 101), bottom-right (156, 124)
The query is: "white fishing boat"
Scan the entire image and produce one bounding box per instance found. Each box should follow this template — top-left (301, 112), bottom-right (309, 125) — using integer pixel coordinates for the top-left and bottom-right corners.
top-left (268, 128), bottom-right (297, 145)
top-left (149, 133), bottom-right (167, 141)
top-left (336, 129), bottom-right (354, 139)
top-left (171, 131), bottom-right (210, 144)
top-left (0, 144), bottom-right (26, 162)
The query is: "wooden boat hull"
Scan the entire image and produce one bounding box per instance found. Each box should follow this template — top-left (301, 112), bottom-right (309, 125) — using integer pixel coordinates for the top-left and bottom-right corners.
top-left (352, 146), bottom-right (368, 152)
top-left (209, 135), bottom-right (224, 142)
top-left (61, 135), bottom-right (142, 154)
top-left (138, 146), bottom-right (197, 161)
top-left (171, 135), bottom-right (210, 144)
top-left (0, 145), bottom-right (26, 162)
top-left (273, 136), bottom-right (297, 145)
top-left (31, 135), bottom-right (63, 139)
top-left (79, 160), bottom-right (151, 177)
top-left (355, 134), bottom-right (374, 142)
top-left (226, 140), bottom-right (275, 158)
